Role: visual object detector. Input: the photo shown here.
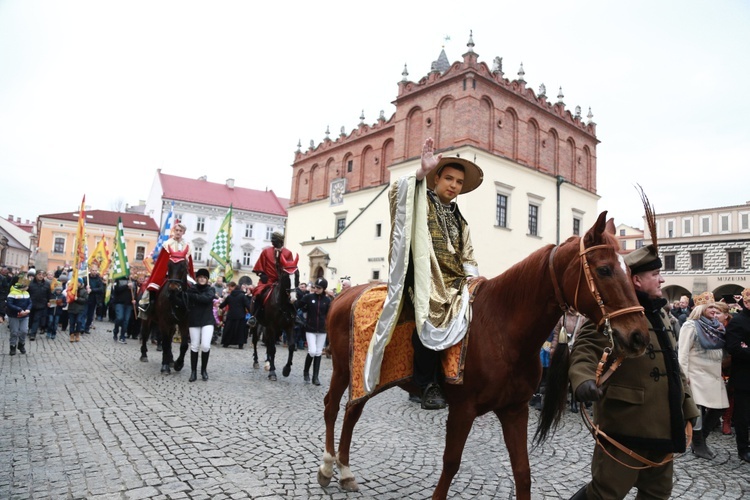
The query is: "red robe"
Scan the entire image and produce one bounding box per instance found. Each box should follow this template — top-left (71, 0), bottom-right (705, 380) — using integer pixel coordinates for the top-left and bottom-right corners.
top-left (145, 247), bottom-right (195, 291)
top-left (252, 246), bottom-right (294, 297)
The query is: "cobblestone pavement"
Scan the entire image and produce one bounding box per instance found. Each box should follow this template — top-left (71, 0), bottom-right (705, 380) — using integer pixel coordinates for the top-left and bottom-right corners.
top-left (1, 319), bottom-right (748, 499)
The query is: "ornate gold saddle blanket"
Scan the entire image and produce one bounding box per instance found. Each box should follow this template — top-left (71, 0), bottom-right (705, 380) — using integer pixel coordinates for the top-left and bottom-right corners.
top-left (348, 281), bottom-right (483, 405)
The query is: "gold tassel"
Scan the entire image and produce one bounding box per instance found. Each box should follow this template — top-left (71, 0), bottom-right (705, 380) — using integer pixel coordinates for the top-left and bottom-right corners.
top-left (558, 325), bottom-right (568, 344)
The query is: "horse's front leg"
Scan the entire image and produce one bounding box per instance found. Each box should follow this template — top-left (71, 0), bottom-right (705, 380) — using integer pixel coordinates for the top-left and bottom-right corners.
top-left (282, 329), bottom-right (295, 377)
top-left (139, 319), bottom-right (149, 362)
top-left (160, 326), bottom-right (174, 374)
top-left (496, 405), bottom-right (531, 500)
top-left (330, 399), bottom-right (367, 492)
top-left (266, 335), bottom-right (277, 381)
top-left (433, 403), bottom-right (477, 500)
top-left (173, 324), bottom-right (189, 371)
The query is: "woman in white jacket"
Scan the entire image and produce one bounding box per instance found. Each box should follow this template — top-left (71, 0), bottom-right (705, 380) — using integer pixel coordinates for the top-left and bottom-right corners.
top-left (678, 292), bottom-right (729, 459)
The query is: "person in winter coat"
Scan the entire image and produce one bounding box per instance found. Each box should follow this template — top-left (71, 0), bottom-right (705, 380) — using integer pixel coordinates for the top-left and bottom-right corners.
top-left (219, 282), bottom-right (250, 348)
top-left (678, 292), bottom-right (729, 459)
top-left (295, 277), bottom-right (332, 386)
top-left (6, 278), bottom-right (31, 355)
top-left (727, 287), bottom-right (750, 463)
top-left (111, 276), bottom-right (135, 344)
top-left (27, 269), bottom-right (51, 340)
top-left (186, 268), bottom-right (216, 382)
top-left (46, 283), bottom-right (66, 339)
top-left (67, 278), bottom-right (89, 343)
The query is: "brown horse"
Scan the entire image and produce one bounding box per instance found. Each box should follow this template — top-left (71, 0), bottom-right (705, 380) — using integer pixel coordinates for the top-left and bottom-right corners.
top-left (139, 250), bottom-right (190, 374)
top-left (317, 212), bottom-right (650, 499)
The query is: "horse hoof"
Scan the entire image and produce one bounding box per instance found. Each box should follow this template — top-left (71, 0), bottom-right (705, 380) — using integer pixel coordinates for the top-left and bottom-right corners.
top-left (139, 356), bottom-right (148, 362)
top-left (253, 362), bottom-right (260, 369)
top-left (268, 372), bottom-right (277, 381)
top-left (282, 364), bottom-right (291, 377)
top-left (340, 477), bottom-right (359, 492)
top-left (317, 469), bottom-right (332, 487)
top-left (264, 361), bottom-right (270, 371)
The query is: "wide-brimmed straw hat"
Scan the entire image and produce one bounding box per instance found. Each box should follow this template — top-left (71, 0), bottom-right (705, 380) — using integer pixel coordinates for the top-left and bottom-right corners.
top-left (426, 157), bottom-right (484, 195)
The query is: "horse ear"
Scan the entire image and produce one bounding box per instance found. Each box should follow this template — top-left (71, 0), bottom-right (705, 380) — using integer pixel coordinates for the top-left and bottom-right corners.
top-left (605, 217), bottom-right (616, 235)
top-left (584, 211), bottom-right (609, 247)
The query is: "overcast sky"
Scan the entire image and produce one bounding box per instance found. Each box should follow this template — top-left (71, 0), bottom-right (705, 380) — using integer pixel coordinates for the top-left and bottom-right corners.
top-left (1, 0), bottom-right (748, 228)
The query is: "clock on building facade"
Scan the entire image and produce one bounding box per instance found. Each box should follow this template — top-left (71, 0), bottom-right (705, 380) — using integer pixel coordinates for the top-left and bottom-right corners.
top-left (330, 178), bottom-right (346, 206)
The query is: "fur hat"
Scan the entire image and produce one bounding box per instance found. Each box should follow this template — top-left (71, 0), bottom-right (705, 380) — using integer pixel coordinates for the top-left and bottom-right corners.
top-left (314, 277), bottom-right (328, 290)
top-left (693, 291), bottom-right (715, 306)
top-left (195, 268), bottom-right (210, 279)
top-left (426, 157), bottom-right (484, 195)
top-left (27, 268), bottom-right (36, 276)
top-left (624, 244), bottom-right (662, 275)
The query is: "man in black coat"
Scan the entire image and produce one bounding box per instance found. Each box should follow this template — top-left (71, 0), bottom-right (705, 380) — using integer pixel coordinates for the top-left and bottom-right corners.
top-left (27, 269), bottom-right (51, 340)
top-left (84, 267), bottom-right (105, 333)
top-left (726, 287), bottom-right (750, 463)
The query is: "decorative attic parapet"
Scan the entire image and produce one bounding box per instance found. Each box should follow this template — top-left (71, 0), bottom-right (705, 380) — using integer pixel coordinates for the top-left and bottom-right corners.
top-left (396, 33), bottom-right (597, 138)
top-left (294, 112), bottom-right (396, 162)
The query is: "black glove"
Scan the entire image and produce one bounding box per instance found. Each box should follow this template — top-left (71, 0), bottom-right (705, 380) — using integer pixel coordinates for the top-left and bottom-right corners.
top-left (258, 272), bottom-right (268, 284)
top-left (575, 380), bottom-right (604, 402)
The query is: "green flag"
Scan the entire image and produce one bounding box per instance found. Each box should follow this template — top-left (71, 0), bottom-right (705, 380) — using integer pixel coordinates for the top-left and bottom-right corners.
top-left (210, 206), bottom-right (233, 282)
top-left (111, 217), bottom-right (130, 279)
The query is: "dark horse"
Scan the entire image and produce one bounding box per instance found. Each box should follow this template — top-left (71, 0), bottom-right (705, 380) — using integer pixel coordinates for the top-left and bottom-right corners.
top-left (253, 251), bottom-right (299, 381)
top-left (139, 249), bottom-right (190, 374)
top-left (318, 212), bottom-right (651, 499)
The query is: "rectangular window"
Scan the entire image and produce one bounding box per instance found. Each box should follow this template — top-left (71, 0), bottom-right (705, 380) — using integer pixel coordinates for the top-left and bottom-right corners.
top-left (175, 213), bottom-right (184, 224)
top-left (683, 218), bottom-right (692, 236)
top-left (664, 254), bottom-right (676, 271)
top-left (375, 223), bottom-right (382, 238)
top-left (196, 217), bottom-right (205, 232)
top-left (573, 218), bottom-right (581, 236)
top-left (53, 237), bottom-right (65, 254)
top-left (620, 240), bottom-right (627, 250)
top-left (619, 229), bottom-right (626, 236)
top-left (372, 270), bottom-right (380, 280)
top-left (690, 253), bottom-right (704, 270)
top-left (135, 246), bottom-right (146, 261)
top-left (700, 216), bottom-right (711, 235)
top-left (636, 240), bottom-right (644, 249)
top-left (720, 214), bottom-right (730, 233)
top-left (496, 194), bottom-right (508, 228)
top-left (242, 251), bottom-right (253, 267)
top-left (194, 245), bottom-right (203, 262)
top-left (741, 213), bottom-right (749, 231)
top-left (336, 216), bottom-right (346, 235)
top-left (728, 250), bottom-right (743, 269)
top-left (265, 226), bottom-right (274, 240)
top-left (528, 204), bottom-right (539, 236)
top-left (347, 160), bottom-right (353, 173)
top-left (245, 223), bottom-right (253, 238)
top-left (666, 220), bottom-right (674, 238)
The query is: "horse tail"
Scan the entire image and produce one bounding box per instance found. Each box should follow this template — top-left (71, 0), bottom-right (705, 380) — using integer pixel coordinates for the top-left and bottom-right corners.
top-left (532, 335), bottom-right (570, 447)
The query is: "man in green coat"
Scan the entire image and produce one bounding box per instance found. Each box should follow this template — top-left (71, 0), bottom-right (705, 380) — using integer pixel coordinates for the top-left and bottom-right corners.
top-left (568, 244), bottom-right (700, 499)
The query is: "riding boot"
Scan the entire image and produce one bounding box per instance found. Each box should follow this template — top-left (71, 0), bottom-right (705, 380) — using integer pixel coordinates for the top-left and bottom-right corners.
top-left (189, 351), bottom-right (198, 382)
top-left (312, 355), bottom-right (321, 386)
top-left (201, 351), bottom-right (209, 381)
top-left (303, 354), bottom-right (313, 383)
top-left (691, 431), bottom-right (713, 459)
top-left (569, 484), bottom-right (589, 500)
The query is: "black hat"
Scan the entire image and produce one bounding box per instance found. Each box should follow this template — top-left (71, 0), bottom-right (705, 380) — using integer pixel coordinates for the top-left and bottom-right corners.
top-left (624, 244), bottom-right (662, 274)
top-left (314, 277), bottom-right (328, 290)
top-left (196, 268), bottom-right (210, 279)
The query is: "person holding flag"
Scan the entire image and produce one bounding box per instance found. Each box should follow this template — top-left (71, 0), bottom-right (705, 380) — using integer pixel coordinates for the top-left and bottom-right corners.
top-left (110, 217), bottom-right (135, 344)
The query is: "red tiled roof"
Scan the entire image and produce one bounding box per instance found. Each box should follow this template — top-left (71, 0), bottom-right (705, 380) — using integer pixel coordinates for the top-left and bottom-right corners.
top-left (159, 172), bottom-right (288, 216)
top-left (40, 210), bottom-right (159, 232)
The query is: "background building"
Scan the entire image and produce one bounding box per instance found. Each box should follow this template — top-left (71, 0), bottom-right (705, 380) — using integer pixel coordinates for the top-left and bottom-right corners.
top-left (649, 202), bottom-right (750, 302)
top-left (144, 171), bottom-right (289, 281)
top-left (616, 223), bottom-right (644, 254)
top-left (286, 35), bottom-right (601, 287)
top-left (36, 210), bottom-right (159, 275)
top-left (0, 215), bottom-right (33, 271)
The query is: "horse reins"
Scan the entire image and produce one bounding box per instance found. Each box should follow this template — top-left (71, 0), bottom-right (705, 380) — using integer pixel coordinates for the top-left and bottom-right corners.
top-left (550, 238), bottom-right (691, 470)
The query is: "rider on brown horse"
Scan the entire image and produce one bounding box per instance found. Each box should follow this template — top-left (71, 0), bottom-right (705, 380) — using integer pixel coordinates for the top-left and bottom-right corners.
top-left (364, 137), bottom-right (484, 410)
top-left (251, 231), bottom-right (299, 325)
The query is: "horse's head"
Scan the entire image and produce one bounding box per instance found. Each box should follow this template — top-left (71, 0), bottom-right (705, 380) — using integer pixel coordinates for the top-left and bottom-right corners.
top-left (560, 211), bottom-right (650, 358)
top-left (278, 252), bottom-right (299, 293)
top-left (166, 247), bottom-right (189, 292)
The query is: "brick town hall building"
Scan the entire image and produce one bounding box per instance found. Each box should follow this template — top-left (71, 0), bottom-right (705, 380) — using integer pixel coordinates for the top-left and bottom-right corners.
top-left (285, 34), bottom-right (601, 286)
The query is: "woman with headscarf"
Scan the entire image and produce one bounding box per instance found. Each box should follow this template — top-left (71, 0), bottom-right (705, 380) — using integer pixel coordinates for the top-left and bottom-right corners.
top-left (678, 291), bottom-right (729, 459)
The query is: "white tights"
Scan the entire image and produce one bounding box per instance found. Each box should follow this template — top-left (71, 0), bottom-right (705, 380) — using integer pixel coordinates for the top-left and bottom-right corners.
top-left (306, 331), bottom-right (327, 357)
top-left (189, 325), bottom-right (213, 353)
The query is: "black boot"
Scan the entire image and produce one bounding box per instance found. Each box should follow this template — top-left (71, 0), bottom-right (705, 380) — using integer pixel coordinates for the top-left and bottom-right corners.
top-left (691, 431), bottom-right (713, 459)
top-left (9, 345), bottom-right (16, 356)
top-left (17, 342), bottom-right (26, 354)
top-left (312, 355), bottom-right (321, 386)
top-left (201, 351), bottom-right (209, 381)
top-left (188, 351), bottom-right (198, 382)
top-left (303, 354), bottom-right (313, 383)
top-left (569, 484), bottom-right (588, 500)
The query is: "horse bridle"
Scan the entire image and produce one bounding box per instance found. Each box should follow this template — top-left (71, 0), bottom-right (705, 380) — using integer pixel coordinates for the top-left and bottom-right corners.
top-left (548, 237), bottom-right (644, 341)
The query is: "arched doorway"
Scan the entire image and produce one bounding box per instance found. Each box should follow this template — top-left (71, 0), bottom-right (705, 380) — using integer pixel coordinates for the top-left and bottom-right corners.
top-left (663, 285), bottom-right (691, 304)
top-left (713, 283), bottom-right (745, 304)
